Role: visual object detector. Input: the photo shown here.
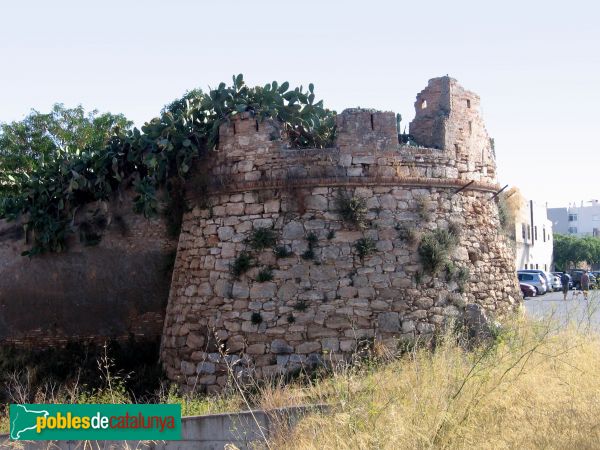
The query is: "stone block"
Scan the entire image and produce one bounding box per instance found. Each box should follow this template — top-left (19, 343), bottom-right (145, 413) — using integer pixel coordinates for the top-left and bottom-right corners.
top-left (378, 312), bottom-right (400, 333)
top-left (306, 195), bottom-right (328, 211)
top-left (246, 343), bottom-right (266, 355)
top-left (296, 341), bottom-right (322, 353)
top-left (250, 282), bottom-right (276, 299)
top-left (226, 203), bottom-right (245, 215)
top-left (232, 281), bottom-right (249, 299)
top-left (401, 320), bottom-right (416, 333)
top-left (416, 322), bottom-right (435, 334)
top-left (181, 361), bottom-right (196, 376)
top-left (186, 333), bottom-right (205, 349)
top-left (217, 226), bottom-right (235, 241)
top-left (264, 199), bottom-right (280, 213)
top-left (282, 221), bottom-right (305, 240)
top-left (196, 362), bottom-right (216, 375)
top-left (271, 339), bottom-right (293, 354)
top-left (414, 297), bottom-right (434, 309)
top-left (321, 338), bottom-right (340, 352)
top-left (214, 279), bottom-right (232, 298)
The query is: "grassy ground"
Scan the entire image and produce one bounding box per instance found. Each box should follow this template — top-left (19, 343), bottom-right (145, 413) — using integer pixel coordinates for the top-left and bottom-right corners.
top-left (3, 312), bottom-right (600, 449)
top-left (266, 314), bottom-right (600, 449)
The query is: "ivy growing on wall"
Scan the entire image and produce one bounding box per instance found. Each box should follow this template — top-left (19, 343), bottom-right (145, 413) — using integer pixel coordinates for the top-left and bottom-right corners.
top-left (0, 75), bottom-right (336, 255)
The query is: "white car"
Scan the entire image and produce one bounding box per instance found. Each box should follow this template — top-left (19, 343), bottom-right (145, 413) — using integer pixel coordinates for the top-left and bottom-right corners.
top-left (551, 275), bottom-right (562, 292)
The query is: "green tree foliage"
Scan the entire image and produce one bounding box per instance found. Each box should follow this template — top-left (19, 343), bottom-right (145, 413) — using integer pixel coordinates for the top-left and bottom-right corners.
top-left (553, 234), bottom-right (600, 271)
top-left (0, 105), bottom-right (131, 207)
top-left (0, 75), bottom-right (336, 255)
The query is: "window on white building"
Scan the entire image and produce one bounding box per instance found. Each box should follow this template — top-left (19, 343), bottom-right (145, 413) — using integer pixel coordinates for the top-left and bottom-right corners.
top-left (569, 214), bottom-right (578, 222)
top-left (568, 227), bottom-right (578, 234)
top-left (594, 215), bottom-right (600, 221)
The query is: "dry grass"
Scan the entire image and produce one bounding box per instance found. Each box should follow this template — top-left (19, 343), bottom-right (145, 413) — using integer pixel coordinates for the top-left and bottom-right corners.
top-left (4, 311), bottom-right (600, 450)
top-left (266, 314), bottom-right (600, 449)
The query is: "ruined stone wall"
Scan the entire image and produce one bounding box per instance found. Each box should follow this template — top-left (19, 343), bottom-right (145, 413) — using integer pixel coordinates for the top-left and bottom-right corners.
top-left (0, 195), bottom-right (177, 346)
top-left (410, 76), bottom-right (496, 181)
top-left (161, 78), bottom-right (520, 392)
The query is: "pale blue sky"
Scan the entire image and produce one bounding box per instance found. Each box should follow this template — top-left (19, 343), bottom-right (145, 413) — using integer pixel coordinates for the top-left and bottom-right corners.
top-left (1, 0), bottom-right (598, 206)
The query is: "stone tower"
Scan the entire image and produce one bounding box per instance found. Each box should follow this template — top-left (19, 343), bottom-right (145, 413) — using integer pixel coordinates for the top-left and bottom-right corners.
top-left (160, 77), bottom-right (520, 393)
top-left (410, 76), bottom-right (496, 181)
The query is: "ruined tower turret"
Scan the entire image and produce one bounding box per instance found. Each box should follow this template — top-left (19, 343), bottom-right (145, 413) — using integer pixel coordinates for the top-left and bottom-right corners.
top-left (410, 76), bottom-right (496, 181)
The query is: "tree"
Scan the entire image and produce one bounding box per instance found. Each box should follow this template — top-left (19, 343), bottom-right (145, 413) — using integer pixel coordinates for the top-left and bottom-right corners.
top-left (0, 104), bottom-right (131, 201)
top-left (553, 234), bottom-right (600, 271)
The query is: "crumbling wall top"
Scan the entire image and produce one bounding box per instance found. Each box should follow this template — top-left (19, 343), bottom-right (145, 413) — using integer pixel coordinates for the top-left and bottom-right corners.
top-left (335, 109), bottom-right (398, 154)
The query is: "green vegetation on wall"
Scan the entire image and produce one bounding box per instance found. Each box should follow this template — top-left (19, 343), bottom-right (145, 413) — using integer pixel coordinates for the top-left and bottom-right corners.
top-left (0, 75), bottom-right (336, 255)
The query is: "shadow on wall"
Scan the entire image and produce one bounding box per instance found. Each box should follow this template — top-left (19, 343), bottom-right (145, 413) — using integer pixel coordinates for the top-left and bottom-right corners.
top-left (0, 207), bottom-right (177, 346)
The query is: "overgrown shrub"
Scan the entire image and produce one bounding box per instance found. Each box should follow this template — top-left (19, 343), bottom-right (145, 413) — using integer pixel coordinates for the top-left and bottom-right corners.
top-left (294, 300), bottom-right (308, 311)
top-left (301, 248), bottom-right (315, 260)
top-left (251, 312), bottom-right (263, 325)
top-left (355, 237), bottom-right (376, 259)
top-left (336, 191), bottom-right (367, 229)
top-left (231, 251), bottom-right (253, 277)
top-left (247, 228), bottom-right (277, 251)
top-left (274, 245), bottom-right (292, 258)
top-left (415, 195), bottom-right (433, 221)
top-left (418, 228), bottom-right (460, 275)
top-left (256, 267), bottom-right (274, 282)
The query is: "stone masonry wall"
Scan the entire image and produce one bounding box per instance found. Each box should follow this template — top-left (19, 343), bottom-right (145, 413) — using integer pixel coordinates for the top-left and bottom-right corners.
top-left (0, 194), bottom-right (177, 346)
top-left (160, 77), bottom-right (521, 393)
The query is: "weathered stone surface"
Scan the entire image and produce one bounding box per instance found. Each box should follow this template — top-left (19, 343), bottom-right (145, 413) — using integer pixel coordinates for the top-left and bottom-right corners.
top-left (271, 339), bottom-right (293, 354)
top-left (232, 281), bottom-right (250, 299)
top-left (196, 362), bottom-right (216, 375)
top-left (296, 342), bottom-right (321, 354)
top-left (282, 221), bottom-right (305, 240)
top-left (214, 280), bottom-right (232, 298)
top-left (250, 282), bottom-right (277, 299)
top-left (378, 312), bottom-right (400, 333)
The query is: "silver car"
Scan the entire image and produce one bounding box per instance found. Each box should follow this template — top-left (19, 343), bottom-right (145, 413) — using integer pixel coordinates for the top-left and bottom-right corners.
top-left (519, 270), bottom-right (553, 292)
top-left (517, 271), bottom-right (548, 295)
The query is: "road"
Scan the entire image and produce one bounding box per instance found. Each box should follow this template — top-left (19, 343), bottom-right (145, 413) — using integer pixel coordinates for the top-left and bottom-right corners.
top-left (523, 289), bottom-right (600, 330)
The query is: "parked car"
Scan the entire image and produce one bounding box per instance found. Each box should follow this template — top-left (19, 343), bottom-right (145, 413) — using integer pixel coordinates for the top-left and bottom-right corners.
top-left (519, 270), bottom-right (553, 291)
top-left (517, 271), bottom-right (548, 295)
top-left (550, 275), bottom-right (562, 291)
top-left (570, 270), bottom-right (597, 289)
top-left (553, 272), bottom-right (573, 289)
top-left (520, 283), bottom-right (537, 298)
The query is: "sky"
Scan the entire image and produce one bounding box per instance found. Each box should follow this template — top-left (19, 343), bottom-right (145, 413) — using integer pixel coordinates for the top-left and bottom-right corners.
top-left (1, 0), bottom-right (598, 207)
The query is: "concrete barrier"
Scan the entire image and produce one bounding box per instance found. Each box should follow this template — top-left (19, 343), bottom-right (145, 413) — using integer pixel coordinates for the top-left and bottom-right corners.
top-left (0, 404), bottom-right (326, 449)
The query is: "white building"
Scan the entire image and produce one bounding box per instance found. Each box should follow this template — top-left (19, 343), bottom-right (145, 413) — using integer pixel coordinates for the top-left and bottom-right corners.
top-left (547, 200), bottom-right (600, 237)
top-left (514, 199), bottom-right (553, 271)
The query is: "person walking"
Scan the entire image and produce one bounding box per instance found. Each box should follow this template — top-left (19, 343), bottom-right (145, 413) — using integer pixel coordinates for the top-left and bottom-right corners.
top-left (561, 273), bottom-right (570, 300)
top-left (581, 271), bottom-right (590, 300)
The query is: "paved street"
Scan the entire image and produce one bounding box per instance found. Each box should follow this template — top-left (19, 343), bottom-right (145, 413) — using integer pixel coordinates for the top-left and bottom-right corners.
top-left (524, 289), bottom-right (600, 330)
